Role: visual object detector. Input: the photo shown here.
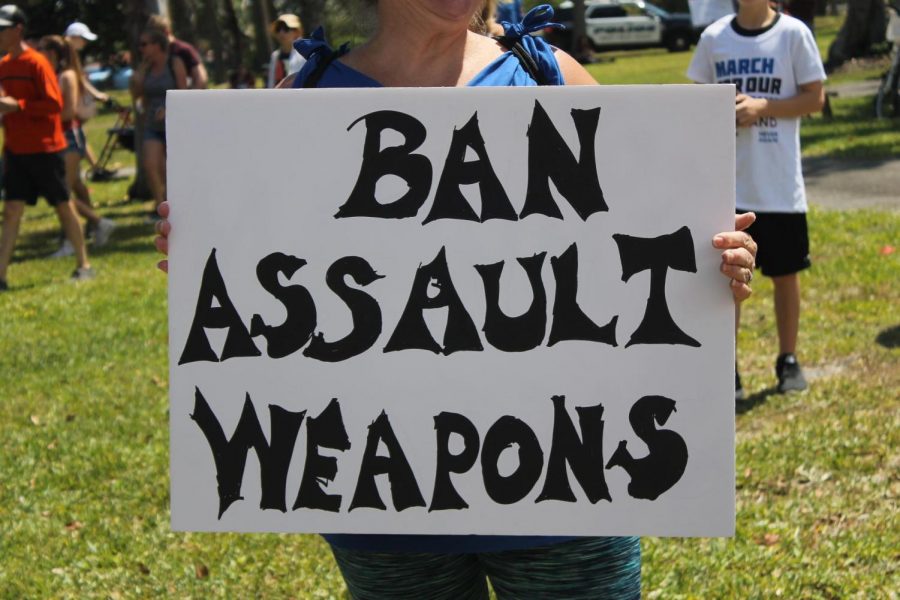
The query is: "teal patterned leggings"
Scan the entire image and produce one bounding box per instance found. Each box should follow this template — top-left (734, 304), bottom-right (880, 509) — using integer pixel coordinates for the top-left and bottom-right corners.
top-left (330, 536), bottom-right (641, 600)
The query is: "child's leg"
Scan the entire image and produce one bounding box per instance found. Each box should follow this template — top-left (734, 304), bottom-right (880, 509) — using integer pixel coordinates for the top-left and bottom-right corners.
top-left (772, 272), bottom-right (800, 355)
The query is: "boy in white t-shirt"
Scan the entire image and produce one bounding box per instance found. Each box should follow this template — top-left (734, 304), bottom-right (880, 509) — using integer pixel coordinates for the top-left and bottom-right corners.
top-left (687, 0), bottom-right (826, 400)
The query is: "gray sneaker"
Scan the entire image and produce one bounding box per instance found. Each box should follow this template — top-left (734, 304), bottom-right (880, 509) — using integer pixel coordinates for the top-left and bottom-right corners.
top-left (49, 239), bottom-right (75, 258)
top-left (94, 218), bottom-right (116, 247)
top-left (776, 353), bottom-right (808, 393)
top-left (71, 267), bottom-right (96, 282)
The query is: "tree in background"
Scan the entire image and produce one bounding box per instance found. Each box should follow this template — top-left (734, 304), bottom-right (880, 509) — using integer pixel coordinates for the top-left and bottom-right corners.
top-left (826, 0), bottom-right (887, 70)
top-left (571, 0), bottom-right (586, 54)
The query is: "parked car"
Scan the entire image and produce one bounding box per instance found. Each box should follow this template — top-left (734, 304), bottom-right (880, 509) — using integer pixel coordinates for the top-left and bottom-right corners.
top-left (85, 64), bottom-right (134, 91)
top-left (548, 0), bottom-right (701, 53)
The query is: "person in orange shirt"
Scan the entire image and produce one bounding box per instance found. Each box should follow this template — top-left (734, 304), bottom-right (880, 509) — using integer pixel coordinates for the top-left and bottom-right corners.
top-left (0, 4), bottom-right (93, 291)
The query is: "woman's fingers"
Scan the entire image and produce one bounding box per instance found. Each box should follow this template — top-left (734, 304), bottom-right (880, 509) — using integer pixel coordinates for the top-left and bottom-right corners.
top-left (155, 203), bottom-right (171, 273)
top-left (711, 213), bottom-right (759, 302)
top-left (712, 229), bottom-right (757, 257)
top-left (734, 211), bottom-right (756, 232)
top-left (730, 277), bottom-right (752, 302)
top-left (721, 247), bottom-right (755, 270)
top-left (154, 233), bottom-right (168, 255)
top-left (720, 261), bottom-right (753, 283)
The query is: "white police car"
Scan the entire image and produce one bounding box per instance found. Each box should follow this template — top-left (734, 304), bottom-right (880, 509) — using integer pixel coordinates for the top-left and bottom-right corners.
top-left (552, 0), bottom-right (700, 52)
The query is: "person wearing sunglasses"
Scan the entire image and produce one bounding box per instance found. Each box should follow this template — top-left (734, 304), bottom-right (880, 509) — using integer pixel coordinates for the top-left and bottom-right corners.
top-left (131, 27), bottom-right (187, 221)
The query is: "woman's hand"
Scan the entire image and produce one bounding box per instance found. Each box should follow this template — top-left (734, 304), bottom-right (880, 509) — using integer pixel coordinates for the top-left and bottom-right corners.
top-left (713, 212), bottom-right (757, 302)
top-left (154, 201), bottom-right (170, 273)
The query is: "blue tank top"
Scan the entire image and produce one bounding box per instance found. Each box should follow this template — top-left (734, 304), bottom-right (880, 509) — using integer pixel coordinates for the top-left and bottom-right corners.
top-left (291, 5), bottom-right (576, 554)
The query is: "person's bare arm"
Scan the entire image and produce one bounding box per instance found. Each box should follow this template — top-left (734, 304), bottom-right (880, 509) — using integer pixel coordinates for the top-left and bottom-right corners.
top-left (59, 71), bottom-right (78, 122)
top-left (276, 73), bottom-right (298, 88)
top-left (131, 61), bottom-right (147, 100)
top-left (735, 80), bottom-right (824, 127)
top-left (556, 48), bottom-right (598, 85)
top-left (82, 75), bottom-right (108, 103)
top-left (173, 57), bottom-right (189, 90)
top-left (190, 62), bottom-right (209, 89)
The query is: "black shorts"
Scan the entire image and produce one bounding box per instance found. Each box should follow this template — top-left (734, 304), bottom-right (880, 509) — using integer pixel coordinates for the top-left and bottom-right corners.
top-left (2, 150), bottom-right (69, 206)
top-left (740, 211), bottom-right (811, 277)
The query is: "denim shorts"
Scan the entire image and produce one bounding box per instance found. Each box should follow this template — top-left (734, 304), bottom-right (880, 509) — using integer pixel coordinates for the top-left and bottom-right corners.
top-left (144, 127), bottom-right (167, 146)
top-left (64, 127), bottom-right (87, 157)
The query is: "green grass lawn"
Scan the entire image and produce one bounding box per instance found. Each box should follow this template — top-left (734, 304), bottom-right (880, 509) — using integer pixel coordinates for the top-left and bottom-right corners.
top-left (1, 19), bottom-right (898, 595)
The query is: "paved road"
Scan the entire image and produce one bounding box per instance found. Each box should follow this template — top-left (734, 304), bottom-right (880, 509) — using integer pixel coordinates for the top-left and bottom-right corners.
top-left (804, 156), bottom-right (900, 211)
top-left (802, 80), bottom-right (900, 211)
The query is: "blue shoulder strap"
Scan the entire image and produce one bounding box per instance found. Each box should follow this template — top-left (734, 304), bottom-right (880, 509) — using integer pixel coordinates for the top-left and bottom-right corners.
top-left (292, 27), bottom-right (349, 88)
top-left (496, 4), bottom-right (565, 86)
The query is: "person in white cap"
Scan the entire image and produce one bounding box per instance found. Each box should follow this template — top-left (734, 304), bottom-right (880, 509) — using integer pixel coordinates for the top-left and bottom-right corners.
top-left (267, 14), bottom-right (306, 88)
top-left (64, 21), bottom-right (97, 44)
top-left (64, 20), bottom-right (111, 180)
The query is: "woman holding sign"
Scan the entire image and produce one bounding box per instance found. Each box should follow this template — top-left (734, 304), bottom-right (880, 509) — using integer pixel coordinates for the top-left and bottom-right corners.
top-left (155, 1), bottom-right (757, 598)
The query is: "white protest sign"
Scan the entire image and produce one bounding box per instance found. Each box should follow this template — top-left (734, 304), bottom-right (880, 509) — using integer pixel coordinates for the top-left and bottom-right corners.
top-left (167, 85), bottom-right (736, 537)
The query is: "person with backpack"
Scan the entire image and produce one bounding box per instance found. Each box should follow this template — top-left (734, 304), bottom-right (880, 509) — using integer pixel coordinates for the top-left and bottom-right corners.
top-left (130, 26), bottom-right (187, 221)
top-left (153, 1), bottom-right (758, 596)
top-left (146, 15), bottom-right (207, 90)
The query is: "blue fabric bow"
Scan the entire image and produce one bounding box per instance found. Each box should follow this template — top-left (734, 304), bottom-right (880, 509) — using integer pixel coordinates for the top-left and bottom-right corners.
top-left (294, 26), bottom-right (349, 60)
top-left (499, 3), bottom-right (564, 41)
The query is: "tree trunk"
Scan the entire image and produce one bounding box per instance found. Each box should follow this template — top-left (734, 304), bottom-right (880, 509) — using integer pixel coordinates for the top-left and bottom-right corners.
top-left (251, 0), bottom-right (276, 71)
top-left (826, 0), bottom-right (887, 70)
top-left (128, 0), bottom-right (170, 202)
top-left (222, 0), bottom-right (244, 72)
top-left (571, 0), bottom-right (587, 54)
top-left (199, 0), bottom-right (227, 84)
top-left (298, 0), bottom-right (327, 35)
top-left (169, 0), bottom-right (197, 44)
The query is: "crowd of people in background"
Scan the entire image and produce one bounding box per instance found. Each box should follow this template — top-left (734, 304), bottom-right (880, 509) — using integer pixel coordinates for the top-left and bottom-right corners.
top-left (0, 4), bottom-right (96, 287)
top-left (0, 4), bottom-right (316, 279)
top-left (1, 0), bottom-right (816, 402)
